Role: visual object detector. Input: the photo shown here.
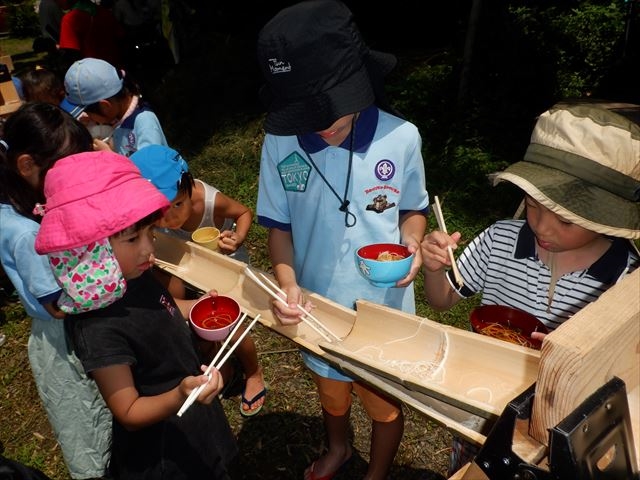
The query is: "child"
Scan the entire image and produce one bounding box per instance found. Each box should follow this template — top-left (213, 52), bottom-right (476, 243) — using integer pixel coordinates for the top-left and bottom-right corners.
top-left (34, 150), bottom-right (238, 479)
top-left (20, 66), bottom-right (65, 105)
top-left (256, 1), bottom-right (430, 479)
top-left (130, 144), bottom-right (267, 417)
top-left (57, 0), bottom-right (126, 71)
top-left (63, 57), bottom-right (168, 157)
top-left (0, 102), bottom-right (112, 479)
top-left (421, 100), bottom-right (640, 474)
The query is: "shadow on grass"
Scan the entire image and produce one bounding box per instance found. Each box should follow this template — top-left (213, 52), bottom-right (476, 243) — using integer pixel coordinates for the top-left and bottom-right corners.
top-left (228, 411), bottom-right (445, 480)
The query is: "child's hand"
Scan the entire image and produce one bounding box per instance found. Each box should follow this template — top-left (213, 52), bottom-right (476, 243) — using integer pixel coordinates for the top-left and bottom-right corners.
top-left (92, 137), bottom-right (113, 152)
top-left (218, 230), bottom-right (242, 255)
top-left (421, 231), bottom-right (461, 272)
top-left (180, 366), bottom-right (223, 406)
top-left (531, 331), bottom-right (547, 342)
top-left (272, 284), bottom-right (311, 326)
top-left (396, 239), bottom-right (423, 287)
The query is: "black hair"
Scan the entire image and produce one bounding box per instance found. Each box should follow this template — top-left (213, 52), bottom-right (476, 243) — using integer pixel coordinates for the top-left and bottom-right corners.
top-left (20, 67), bottom-right (65, 104)
top-left (112, 210), bottom-right (164, 237)
top-left (177, 170), bottom-right (195, 200)
top-left (0, 102), bottom-right (93, 222)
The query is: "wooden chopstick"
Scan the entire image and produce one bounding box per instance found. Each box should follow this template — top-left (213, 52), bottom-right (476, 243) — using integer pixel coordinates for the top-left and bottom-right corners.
top-left (244, 267), bottom-right (340, 342)
top-left (177, 312), bottom-right (260, 417)
top-left (153, 258), bottom-right (186, 272)
top-left (432, 196), bottom-right (464, 287)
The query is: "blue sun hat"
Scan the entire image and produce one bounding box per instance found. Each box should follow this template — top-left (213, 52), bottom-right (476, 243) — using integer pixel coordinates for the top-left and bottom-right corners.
top-left (130, 145), bottom-right (190, 202)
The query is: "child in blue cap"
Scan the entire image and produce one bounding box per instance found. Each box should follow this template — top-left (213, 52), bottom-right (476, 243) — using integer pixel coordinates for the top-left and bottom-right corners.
top-left (131, 144), bottom-right (267, 417)
top-left (63, 57), bottom-right (168, 157)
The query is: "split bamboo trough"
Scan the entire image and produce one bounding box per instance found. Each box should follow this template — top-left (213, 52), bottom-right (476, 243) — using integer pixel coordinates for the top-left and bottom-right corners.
top-left (154, 231), bottom-right (639, 466)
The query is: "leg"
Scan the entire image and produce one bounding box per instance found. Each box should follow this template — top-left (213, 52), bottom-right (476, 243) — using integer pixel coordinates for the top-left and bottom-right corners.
top-left (366, 412), bottom-right (404, 480)
top-left (305, 374), bottom-right (353, 480)
top-left (354, 381), bottom-right (404, 480)
top-left (233, 328), bottom-right (266, 415)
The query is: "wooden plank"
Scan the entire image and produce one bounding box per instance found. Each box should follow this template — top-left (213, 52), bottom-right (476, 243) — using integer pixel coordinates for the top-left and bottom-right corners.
top-left (322, 300), bottom-right (540, 419)
top-left (530, 267), bottom-right (640, 469)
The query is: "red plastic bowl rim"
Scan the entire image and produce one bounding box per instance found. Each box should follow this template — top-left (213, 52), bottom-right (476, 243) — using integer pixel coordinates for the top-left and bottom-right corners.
top-left (356, 243), bottom-right (411, 261)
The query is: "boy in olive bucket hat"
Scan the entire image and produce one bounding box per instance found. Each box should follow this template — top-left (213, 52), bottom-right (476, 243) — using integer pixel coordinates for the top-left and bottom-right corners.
top-left (256, 1), bottom-right (430, 479)
top-left (421, 100), bottom-right (640, 474)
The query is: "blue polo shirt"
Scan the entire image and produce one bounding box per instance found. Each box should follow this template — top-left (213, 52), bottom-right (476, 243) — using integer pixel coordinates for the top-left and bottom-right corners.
top-left (257, 106), bottom-right (429, 379)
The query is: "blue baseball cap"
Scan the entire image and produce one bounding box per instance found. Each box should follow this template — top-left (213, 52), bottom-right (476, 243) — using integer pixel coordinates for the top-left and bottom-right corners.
top-left (64, 58), bottom-right (124, 114)
top-left (59, 97), bottom-right (84, 119)
top-left (130, 145), bottom-right (190, 202)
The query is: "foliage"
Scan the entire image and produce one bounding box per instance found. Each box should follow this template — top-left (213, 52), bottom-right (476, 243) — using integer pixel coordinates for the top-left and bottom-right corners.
top-left (509, 1), bottom-right (627, 98)
top-left (7, 2), bottom-right (39, 38)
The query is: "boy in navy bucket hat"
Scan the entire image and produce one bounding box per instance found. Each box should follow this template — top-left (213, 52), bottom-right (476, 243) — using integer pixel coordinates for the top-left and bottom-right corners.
top-left (256, 1), bottom-right (430, 478)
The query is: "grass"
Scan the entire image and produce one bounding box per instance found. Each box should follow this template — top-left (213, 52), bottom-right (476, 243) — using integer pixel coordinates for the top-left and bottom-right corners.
top-left (0, 31), bottom-right (508, 480)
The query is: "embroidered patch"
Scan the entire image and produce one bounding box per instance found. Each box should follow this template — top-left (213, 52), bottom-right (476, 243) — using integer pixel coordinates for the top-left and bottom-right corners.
top-left (365, 194), bottom-right (396, 213)
top-left (278, 151), bottom-right (311, 192)
top-left (375, 159), bottom-right (395, 181)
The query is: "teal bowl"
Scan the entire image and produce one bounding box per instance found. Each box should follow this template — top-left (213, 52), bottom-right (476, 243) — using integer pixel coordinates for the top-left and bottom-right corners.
top-left (355, 243), bottom-right (413, 288)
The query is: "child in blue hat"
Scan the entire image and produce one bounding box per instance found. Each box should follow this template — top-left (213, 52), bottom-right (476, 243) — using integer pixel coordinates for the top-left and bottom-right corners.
top-left (131, 144), bottom-right (267, 417)
top-left (63, 57), bottom-right (168, 157)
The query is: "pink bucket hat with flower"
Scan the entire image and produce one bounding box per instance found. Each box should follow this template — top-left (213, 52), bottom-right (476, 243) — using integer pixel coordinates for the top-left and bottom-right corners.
top-left (35, 150), bottom-right (169, 253)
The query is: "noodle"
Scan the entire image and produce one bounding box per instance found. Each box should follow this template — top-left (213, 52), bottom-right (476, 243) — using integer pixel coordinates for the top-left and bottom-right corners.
top-left (479, 322), bottom-right (534, 349)
top-left (201, 313), bottom-right (234, 329)
top-left (376, 251), bottom-right (405, 261)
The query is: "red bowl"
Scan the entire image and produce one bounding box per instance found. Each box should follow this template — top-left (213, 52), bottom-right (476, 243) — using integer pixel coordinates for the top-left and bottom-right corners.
top-left (470, 305), bottom-right (549, 350)
top-left (189, 295), bottom-right (241, 341)
top-left (355, 243), bottom-right (413, 287)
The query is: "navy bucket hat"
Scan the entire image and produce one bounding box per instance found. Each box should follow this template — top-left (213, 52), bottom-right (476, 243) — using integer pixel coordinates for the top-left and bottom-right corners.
top-left (257, 0), bottom-right (397, 136)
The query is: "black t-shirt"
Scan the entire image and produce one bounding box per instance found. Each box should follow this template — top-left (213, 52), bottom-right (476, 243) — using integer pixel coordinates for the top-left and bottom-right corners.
top-left (65, 271), bottom-right (237, 479)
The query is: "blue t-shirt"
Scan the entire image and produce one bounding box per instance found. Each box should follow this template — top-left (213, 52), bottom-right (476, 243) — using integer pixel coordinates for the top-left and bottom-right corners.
top-left (0, 204), bottom-right (60, 320)
top-left (257, 106), bottom-right (429, 379)
top-left (114, 101), bottom-right (168, 157)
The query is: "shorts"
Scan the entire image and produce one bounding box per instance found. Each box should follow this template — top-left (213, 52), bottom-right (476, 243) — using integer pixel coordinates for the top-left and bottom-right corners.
top-left (310, 371), bottom-right (401, 422)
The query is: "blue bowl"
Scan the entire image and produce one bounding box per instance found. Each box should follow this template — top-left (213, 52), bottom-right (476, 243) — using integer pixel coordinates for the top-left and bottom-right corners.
top-left (355, 243), bottom-right (413, 287)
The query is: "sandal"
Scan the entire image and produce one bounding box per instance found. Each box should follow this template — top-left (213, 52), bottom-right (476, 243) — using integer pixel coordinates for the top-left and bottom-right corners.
top-left (239, 386), bottom-right (267, 417)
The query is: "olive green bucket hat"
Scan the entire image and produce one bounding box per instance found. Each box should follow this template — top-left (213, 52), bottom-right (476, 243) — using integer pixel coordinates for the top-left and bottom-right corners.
top-left (492, 100), bottom-right (640, 239)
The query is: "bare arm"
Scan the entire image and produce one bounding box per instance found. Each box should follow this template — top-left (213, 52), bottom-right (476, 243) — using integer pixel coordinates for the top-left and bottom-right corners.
top-left (214, 192), bottom-right (253, 255)
top-left (421, 230), bottom-right (463, 310)
top-left (92, 364), bottom-right (222, 431)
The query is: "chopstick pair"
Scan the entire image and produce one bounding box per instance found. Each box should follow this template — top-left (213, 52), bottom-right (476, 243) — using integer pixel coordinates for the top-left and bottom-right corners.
top-left (432, 196), bottom-right (464, 287)
top-left (244, 267), bottom-right (341, 342)
top-left (153, 258), bottom-right (187, 272)
top-left (177, 311), bottom-right (262, 417)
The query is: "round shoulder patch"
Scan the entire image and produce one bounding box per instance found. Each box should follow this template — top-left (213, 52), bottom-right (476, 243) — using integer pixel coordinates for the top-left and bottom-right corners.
top-left (375, 159), bottom-right (395, 181)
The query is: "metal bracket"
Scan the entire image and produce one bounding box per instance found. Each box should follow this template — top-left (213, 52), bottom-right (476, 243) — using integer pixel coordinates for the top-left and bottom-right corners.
top-left (473, 376), bottom-right (639, 479)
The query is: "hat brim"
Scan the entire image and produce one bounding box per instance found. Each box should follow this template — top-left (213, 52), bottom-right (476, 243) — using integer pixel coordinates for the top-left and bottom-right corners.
top-left (493, 161), bottom-right (640, 239)
top-left (37, 177), bottom-right (169, 253)
top-left (262, 50), bottom-right (396, 136)
top-left (59, 97), bottom-right (85, 119)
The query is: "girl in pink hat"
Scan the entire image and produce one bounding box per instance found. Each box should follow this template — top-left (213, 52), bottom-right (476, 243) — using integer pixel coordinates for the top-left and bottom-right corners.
top-left (34, 150), bottom-right (238, 479)
top-left (0, 102), bottom-right (112, 479)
